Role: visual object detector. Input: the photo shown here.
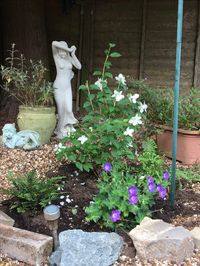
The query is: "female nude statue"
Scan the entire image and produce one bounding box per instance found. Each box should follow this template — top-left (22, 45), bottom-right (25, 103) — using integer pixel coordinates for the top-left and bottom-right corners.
top-left (52, 41), bottom-right (81, 139)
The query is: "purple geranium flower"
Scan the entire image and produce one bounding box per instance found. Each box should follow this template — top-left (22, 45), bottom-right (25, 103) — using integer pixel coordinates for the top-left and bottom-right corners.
top-left (148, 182), bottom-right (155, 192)
top-left (129, 194), bottom-right (139, 205)
top-left (147, 176), bottom-right (153, 183)
top-left (110, 209), bottom-right (121, 222)
top-left (156, 184), bottom-right (163, 192)
top-left (128, 186), bottom-right (138, 196)
top-left (103, 162), bottom-right (112, 173)
top-left (159, 188), bottom-right (167, 199)
top-left (163, 170), bottom-right (169, 180)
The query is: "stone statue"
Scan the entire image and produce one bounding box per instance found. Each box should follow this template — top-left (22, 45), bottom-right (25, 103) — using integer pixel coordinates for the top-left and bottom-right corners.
top-left (2, 124), bottom-right (40, 150)
top-left (52, 41), bottom-right (81, 139)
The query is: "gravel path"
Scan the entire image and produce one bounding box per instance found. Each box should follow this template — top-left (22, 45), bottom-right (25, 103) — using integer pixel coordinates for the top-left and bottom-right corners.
top-left (0, 142), bottom-right (199, 265)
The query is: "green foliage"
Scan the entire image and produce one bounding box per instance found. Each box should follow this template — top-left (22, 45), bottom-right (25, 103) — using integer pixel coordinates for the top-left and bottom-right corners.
top-left (56, 44), bottom-right (170, 230)
top-left (128, 79), bottom-right (200, 130)
top-left (1, 43), bottom-right (54, 107)
top-left (176, 164), bottom-right (200, 183)
top-left (1, 170), bottom-right (64, 213)
top-left (56, 43), bottom-right (145, 171)
top-left (85, 139), bottom-right (170, 229)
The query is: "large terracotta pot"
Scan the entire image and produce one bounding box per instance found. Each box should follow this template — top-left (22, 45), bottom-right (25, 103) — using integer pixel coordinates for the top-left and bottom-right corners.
top-left (17, 106), bottom-right (56, 144)
top-left (156, 125), bottom-right (200, 165)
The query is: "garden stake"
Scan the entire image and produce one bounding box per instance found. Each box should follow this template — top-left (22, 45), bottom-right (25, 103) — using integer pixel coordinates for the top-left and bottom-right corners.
top-left (171, 0), bottom-right (184, 208)
top-left (43, 204), bottom-right (60, 250)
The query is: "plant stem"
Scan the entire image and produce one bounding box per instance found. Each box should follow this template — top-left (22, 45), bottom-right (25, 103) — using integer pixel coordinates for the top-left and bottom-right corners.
top-left (86, 81), bottom-right (94, 111)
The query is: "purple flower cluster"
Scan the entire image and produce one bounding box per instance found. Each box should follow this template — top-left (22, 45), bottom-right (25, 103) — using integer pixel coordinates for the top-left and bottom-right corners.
top-left (128, 185), bottom-right (139, 205)
top-left (156, 185), bottom-right (167, 199)
top-left (147, 176), bottom-right (155, 193)
top-left (110, 209), bottom-right (121, 222)
top-left (147, 171), bottom-right (169, 199)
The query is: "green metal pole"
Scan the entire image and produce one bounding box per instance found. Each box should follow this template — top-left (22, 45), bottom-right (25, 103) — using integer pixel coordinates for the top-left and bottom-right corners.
top-left (170, 0), bottom-right (184, 207)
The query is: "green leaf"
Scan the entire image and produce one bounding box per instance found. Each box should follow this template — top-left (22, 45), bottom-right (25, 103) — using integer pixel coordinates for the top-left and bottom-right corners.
top-left (105, 61), bottom-right (112, 69)
top-left (79, 85), bottom-right (87, 90)
top-left (104, 49), bottom-right (109, 55)
top-left (110, 52), bottom-right (121, 58)
top-left (109, 43), bottom-right (116, 48)
top-left (104, 72), bottom-right (113, 79)
top-left (75, 162), bottom-right (83, 171)
top-left (93, 70), bottom-right (102, 76)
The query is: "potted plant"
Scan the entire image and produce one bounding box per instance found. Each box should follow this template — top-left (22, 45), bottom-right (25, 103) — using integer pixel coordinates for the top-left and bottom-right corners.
top-left (128, 79), bottom-right (200, 165)
top-left (1, 44), bottom-right (56, 144)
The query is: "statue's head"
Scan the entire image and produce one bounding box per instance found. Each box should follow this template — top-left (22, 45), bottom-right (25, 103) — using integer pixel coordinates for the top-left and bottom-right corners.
top-left (2, 124), bottom-right (16, 139)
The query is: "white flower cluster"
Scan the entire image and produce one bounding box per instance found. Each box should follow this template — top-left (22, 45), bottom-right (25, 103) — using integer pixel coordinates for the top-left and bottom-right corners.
top-left (54, 143), bottom-right (66, 153)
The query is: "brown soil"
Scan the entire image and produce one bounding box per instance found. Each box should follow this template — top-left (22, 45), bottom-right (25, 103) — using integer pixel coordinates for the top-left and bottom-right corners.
top-left (1, 163), bottom-right (199, 235)
top-left (1, 163), bottom-right (200, 266)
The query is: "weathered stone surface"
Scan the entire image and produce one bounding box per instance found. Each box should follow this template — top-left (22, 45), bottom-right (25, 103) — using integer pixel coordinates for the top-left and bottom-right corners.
top-left (0, 224), bottom-right (53, 265)
top-left (49, 229), bottom-right (124, 266)
top-left (129, 217), bottom-right (194, 264)
top-left (191, 227), bottom-right (200, 249)
top-left (0, 210), bottom-right (15, 226)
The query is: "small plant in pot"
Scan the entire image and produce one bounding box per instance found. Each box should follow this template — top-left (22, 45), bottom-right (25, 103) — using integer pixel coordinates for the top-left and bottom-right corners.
top-left (128, 79), bottom-right (200, 164)
top-left (1, 43), bottom-right (56, 144)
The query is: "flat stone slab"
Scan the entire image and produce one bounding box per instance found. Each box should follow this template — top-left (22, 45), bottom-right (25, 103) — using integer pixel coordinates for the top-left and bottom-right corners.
top-left (49, 229), bottom-right (124, 266)
top-left (129, 217), bottom-right (194, 264)
top-left (0, 224), bottom-right (53, 265)
top-left (0, 210), bottom-right (15, 226)
top-left (191, 227), bottom-right (200, 249)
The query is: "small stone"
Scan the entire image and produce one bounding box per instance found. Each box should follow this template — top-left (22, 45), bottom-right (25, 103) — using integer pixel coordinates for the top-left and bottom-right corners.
top-left (190, 227), bottom-right (200, 249)
top-left (0, 210), bottom-right (15, 226)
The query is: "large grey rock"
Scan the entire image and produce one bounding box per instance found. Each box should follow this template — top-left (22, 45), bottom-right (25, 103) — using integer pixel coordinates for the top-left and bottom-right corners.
top-left (129, 217), bottom-right (194, 264)
top-left (0, 210), bottom-right (15, 226)
top-left (190, 227), bottom-right (200, 249)
top-left (49, 229), bottom-right (124, 266)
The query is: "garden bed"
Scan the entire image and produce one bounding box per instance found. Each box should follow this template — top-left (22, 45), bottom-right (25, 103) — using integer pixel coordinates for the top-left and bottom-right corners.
top-left (0, 142), bottom-right (200, 265)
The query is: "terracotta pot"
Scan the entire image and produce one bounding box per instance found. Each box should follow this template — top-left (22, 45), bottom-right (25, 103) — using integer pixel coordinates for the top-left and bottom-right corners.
top-left (17, 106), bottom-right (56, 144)
top-left (156, 125), bottom-right (200, 165)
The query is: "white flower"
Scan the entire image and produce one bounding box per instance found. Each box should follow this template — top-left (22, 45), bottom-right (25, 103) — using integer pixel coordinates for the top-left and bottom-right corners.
top-left (124, 127), bottom-right (134, 137)
top-left (95, 78), bottom-right (104, 91)
top-left (115, 73), bottom-right (126, 86)
top-left (60, 201), bottom-right (65, 206)
top-left (60, 195), bottom-right (65, 199)
top-left (140, 176), bottom-right (145, 180)
top-left (129, 93), bottom-right (139, 103)
top-left (112, 90), bottom-right (125, 102)
top-left (139, 102), bottom-right (148, 113)
top-left (78, 135), bottom-right (88, 144)
top-left (54, 143), bottom-right (65, 152)
top-left (129, 114), bottom-right (143, 126)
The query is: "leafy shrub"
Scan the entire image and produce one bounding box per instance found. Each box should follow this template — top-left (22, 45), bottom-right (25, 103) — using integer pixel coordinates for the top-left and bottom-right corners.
top-left (56, 43), bottom-right (147, 171)
top-left (128, 79), bottom-right (200, 130)
top-left (55, 44), bottom-right (170, 229)
top-left (1, 170), bottom-right (64, 213)
top-left (1, 43), bottom-right (54, 107)
top-left (85, 139), bottom-right (170, 229)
